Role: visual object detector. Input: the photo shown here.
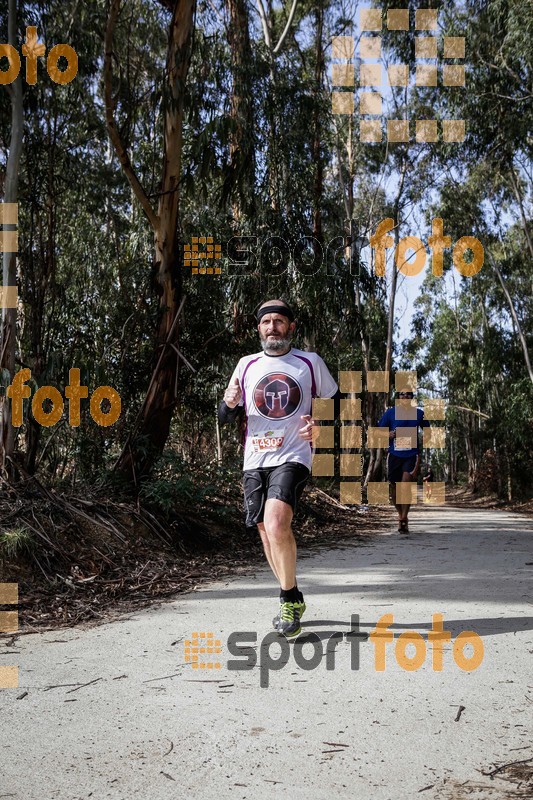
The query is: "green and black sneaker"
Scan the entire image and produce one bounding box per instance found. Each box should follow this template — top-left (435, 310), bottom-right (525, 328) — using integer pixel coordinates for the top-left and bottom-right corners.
top-left (272, 599), bottom-right (306, 630)
top-left (276, 601), bottom-right (303, 637)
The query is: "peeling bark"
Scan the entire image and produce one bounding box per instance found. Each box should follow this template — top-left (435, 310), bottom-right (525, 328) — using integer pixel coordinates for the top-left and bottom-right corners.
top-left (0, 0), bottom-right (24, 478)
top-left (105, 0), bottom-right (195, 482)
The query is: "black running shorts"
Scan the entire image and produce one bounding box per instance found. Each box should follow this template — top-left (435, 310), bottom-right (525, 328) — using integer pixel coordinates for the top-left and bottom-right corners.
top-left (387, 453), bottom-right (420, 483)
top-left (243, 461), bottom-right (310, 528)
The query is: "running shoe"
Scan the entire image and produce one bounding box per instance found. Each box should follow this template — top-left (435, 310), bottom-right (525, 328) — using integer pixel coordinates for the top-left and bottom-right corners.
top-left (272, 599), bottom-right (306, 629)
top-left (276, 601), bottom-right (302, 637)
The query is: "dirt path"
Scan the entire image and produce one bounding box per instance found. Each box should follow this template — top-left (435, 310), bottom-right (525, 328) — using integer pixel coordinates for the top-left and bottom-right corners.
top-left (1, 504), bottom-right (532, 799)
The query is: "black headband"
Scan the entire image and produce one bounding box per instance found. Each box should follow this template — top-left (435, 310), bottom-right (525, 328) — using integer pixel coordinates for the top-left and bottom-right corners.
top-left (256, 304), bottom-right (294, 322)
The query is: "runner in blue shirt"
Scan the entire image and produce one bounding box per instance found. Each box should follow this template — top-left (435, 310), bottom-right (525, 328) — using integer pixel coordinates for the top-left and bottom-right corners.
top-left (378, 390), bottom-right (430, 533)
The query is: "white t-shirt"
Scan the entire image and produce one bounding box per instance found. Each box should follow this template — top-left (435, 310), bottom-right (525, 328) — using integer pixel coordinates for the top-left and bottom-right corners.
top-left (229, 348), bottom-right (338, 471)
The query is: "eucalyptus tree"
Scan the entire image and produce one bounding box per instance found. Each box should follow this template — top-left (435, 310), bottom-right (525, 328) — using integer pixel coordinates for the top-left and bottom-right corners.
top-left (104, 0), bottom-right (195, 481)
top-left (0, 0), bottom-right (23, 476)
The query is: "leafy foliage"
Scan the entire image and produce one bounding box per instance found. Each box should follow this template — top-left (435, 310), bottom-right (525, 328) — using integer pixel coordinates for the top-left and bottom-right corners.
top-left (0, 0), bottom-right (530, 501)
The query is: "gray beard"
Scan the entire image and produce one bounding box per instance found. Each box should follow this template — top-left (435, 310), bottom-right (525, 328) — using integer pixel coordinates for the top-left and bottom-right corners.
top-left (260, 336), bottom-right (291, 354)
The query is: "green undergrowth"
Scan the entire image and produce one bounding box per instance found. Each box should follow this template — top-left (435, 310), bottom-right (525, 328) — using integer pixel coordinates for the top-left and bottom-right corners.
top-left (138, 451), bottom-right (243, 522)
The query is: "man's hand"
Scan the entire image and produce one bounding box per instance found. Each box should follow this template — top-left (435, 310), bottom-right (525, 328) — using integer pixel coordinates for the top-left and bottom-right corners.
top-left (224, 377), bottom-right (242, 409)
top-left (299, 414), bottom-right (318, 442)
top-left (389, 430), bottom-right (396, 440)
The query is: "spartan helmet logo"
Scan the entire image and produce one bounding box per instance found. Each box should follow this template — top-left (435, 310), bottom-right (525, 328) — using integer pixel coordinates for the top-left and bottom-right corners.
top-left (264, 378), bottom-right (290, 412)
top-left (253, 372), bottom-right (302, 419)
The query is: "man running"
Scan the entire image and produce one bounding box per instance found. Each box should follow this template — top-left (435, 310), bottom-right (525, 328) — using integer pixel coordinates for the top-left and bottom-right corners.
top-left (378, 389), bottom-right (430, 533)
top-left (218, 299), bottom-right (338, 637)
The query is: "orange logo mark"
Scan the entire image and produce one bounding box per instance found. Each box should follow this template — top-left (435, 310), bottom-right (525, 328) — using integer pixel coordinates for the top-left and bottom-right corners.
top-left (184, 632), bottom-right (222, 669)
top-left (184, 237), bottom-right (222, 275)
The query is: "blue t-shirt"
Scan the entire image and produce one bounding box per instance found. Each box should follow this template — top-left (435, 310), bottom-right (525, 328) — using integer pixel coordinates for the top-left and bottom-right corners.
top-left (378, 406), bottom-right (430, 458)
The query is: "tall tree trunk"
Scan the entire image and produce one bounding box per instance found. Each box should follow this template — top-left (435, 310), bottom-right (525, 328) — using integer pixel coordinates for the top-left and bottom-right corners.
top-left (366, 159), bottom-right (407, 490)
top-left (504, 447), bottom-right (512, 502)
top-left (383, 158), bottom-right (407, 385)
top-left (298, 0), bottom-right (324, 346)
top-left (227, 0), bottom-right (255, 223)
top-left (490, 254), bottom-right (533, 385)
top-left (312, 1), bottom-right (324, 252)
top-left (465, 414), bottom-right (477, 490)
top-left (0, 0), bottom-right (24, 479)
top-left (267, 67), bottom-right (280, 212)
top-left (255, 0), bottom-right (299, 213)
top-left (508, 166), bottom-right (533, 261)
top-left (340, 120), bottom-right (369, 374)
top-left (215, 399), bottom-right (222, 464)
top-left (337, 118), bottom-right (379, 489)
top-left (449, 433), bottom-right (455, 484)
top-left (26, 99), bottom-right (58, 474)
top-left (105, 0), bottom-right (195, 483)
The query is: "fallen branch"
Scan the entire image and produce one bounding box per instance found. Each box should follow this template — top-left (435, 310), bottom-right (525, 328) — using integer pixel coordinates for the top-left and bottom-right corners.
top-left (65, 677), bottom-right (104, 694)
top-left (142, 672), bottom-right (182, 683)
top-left (312, 486), bottom-right (352, 510)
top-left (481, 757), bottom-right (533, 779)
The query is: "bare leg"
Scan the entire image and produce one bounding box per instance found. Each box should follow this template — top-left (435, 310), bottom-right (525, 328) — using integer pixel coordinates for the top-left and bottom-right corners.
top-left (262, 498), bottom-right (297, 590)
top-left (390, 483), bottom-right (403, 526)
top-left (257, 521), bottom-right (280, 582)
top-left (400, 470), bottom-right (412, 521)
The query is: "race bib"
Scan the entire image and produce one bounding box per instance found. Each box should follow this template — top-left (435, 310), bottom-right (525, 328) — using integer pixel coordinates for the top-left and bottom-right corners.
top-left (251, 429), bottom-right (285, 452)
top-left (395, 427), bottom-right (417, 451)
top-left (395, 437), bottom-right (412, 451)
